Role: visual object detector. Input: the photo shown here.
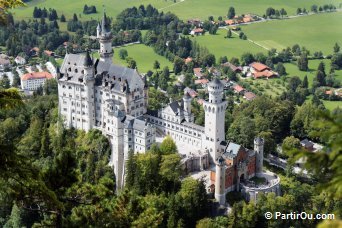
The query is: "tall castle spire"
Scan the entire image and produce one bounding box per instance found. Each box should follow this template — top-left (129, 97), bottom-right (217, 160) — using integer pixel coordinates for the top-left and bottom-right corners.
top-left (98, 7), bottom-right (113, 64)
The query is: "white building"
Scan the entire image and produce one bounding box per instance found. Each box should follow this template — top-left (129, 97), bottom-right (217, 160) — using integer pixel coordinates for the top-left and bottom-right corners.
top-left (15, 56), bottom-right (26, 65)
top-left (21, 71), bottom-right (53, 91)
top-left (45, 61), bottom-right (58, 77)
top-left (58, 12), bottom-right (280, 201)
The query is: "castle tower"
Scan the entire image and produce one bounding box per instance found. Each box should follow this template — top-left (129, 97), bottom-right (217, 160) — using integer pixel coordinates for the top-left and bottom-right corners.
top-left (215, 156), bottom-right (226, 205)
top-left (254, 137), bottom-right (264, 173)
top-left (183, 92), bottom-right (193, 122)
top-left (96, 22), bottom-right (101, 39)
top-left (203, 78), bottom-right (227, 162)
top-left (98, 12), bottom-right (113, 64)
top-left (83, 50), bottom-right (95, 131)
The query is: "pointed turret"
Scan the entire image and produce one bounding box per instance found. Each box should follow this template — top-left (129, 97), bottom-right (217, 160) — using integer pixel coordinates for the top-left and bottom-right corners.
top-left (84, 50), bottom-right (93, 67)
top-left (98, 8), bottom-right (113, 63)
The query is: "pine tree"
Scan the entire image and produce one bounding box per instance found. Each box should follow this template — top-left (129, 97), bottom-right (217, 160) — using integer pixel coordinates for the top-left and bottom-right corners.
top-left (227, 29), bottom-right (232, 38)
top-left (227, 7), bottom-right (235, 19)
top-left (60, 14), bottom-right (66, 22)
top-left (125, 150), bottom-right (136, 188)
top-left (334, 42), bottom-right (340, 53)
top-left (275, 62), bottom-right (286, 76)
top-left (73, 13), bottom-right (78, 22)
top-left (302, 75), bottom-right (309, 88)
top-left (297, 53), bottom-right (308, 71)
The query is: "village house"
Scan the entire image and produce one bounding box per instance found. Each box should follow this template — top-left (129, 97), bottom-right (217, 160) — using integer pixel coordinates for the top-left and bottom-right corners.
top-left (190, 28), bottom-right (204, 36)
top-left (193, 67), bottom-right (204, 78)
top-left (195, 78), bottom-right (209, 87)
top-left (233, 84), bottom-right (245, 94)
top-left (21, 71), bottom-right (53, 91)
top-left (184, 87), bottom-right (198, 98)
top-left (15, 56), bottom-right (26, 65)
top-left (187, 18), bottom-right (202, 27)
top-left (184, 57), bottom-right (193, 64)
top-left (44, 50), bottom-right (55, 57)
top-left (0, 54), bottom-right (10, 69)
top-left (222, 62), bottom-right (242, 73)
top-left (243, 91), bottom-right (257, 101)
top-left (250, 62), bottom-right (278, 79)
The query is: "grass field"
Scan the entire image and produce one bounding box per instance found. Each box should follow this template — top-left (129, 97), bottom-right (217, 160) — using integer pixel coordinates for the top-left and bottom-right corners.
top-left (92, 44), bottom-right (172, 73)
top-left (189, 29), bottom-right (266, 60)
top-left (12, 0), bottom-right (341, 22)
top-left (11, 0), bottom-right (173, 21)
top-left (322, 100), bottom-right (342, 110)
top-left (242, 12), bottom-right (342, 55)
top-left (155, 0), bottom-right (341, 20)
top-left (284, 59), bottom-right (342, 88)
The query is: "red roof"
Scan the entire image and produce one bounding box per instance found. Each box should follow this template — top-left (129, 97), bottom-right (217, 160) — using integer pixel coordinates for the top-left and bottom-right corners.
top-left (225, 19), bottom-right (235, 25)
top-left (197, 99), bottom-right (204, 105)
top-left (193, 68), bottom-right (203, 78)
top-left (185, 57), bottom-right (193, 64)
top-left (21, 72), bottom-right (53, 81)
top-left (192, 28), bottom-right (203, 33)
top-left (244, 92), bottom-right (257, 100)
top-left (184, 87), bottom-right (198, 98)
top-left (325, 90), bottom-right (333, 95)
top-left (233, 84), bottom-right (244, 93)
top-left (195, 79), bottom-right (209, 85)
top-left (250, 62), bottom-right (270, 72)
top-left (44, 50), bottom-right (54, 56)
top-left (253, 70), bottom-right (277, 79)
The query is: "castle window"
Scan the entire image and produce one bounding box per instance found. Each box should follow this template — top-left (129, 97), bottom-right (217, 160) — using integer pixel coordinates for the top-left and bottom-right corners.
top-left (75, 69), bottom-right (78, 73)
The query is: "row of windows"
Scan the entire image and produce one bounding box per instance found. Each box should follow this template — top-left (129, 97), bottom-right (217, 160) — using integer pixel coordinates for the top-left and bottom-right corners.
top-left (149, 117), bottom-right (202, 137)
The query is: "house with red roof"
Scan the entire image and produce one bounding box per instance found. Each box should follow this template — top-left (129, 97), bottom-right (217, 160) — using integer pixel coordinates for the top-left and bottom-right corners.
top-left (184, 87), bottom-right (198, 98)
top-left (250, 62), bottom-right (278, 79)
top-left (222, 62), bottom-right (242, 73)
top-left (190, 28), bottom-right (204, 36)
top-left (21, 72), bottom-right (53, 91)
top-left (233, 84), bottom-right (245, 94)
top-left (243, 91), bottom-right (257, 101)
top-left (193, 68), bottom-right (204, 78)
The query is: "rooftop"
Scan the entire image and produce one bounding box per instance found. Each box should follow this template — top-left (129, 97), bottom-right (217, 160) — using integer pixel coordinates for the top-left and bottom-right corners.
top-left (21, 72), bottom-right (53, 81)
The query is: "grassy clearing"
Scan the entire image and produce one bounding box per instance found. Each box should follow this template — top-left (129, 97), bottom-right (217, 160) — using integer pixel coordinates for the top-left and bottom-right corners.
top-left (13, 0), bottom-right (341, 22)
top-left (243, 77), bottom-right (287, 97)
top-left (11, 0), bottom-right (173, 21)
top-left (322, 100), bottom-right (342, 111)
top-left (161, 0), bottom-right (341, 20)
top-left (242, 12), bottom-right (342, 55)
top-left (189, 29), bottom-right (266, 60)
top-left (93, 44), bottom-right (173, 73)
top-left (284, 59), bottom-right (342, 88)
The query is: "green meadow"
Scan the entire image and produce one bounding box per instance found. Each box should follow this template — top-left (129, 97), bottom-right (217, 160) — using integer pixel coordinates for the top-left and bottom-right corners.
top-left (284, 59), bottom-right (342, 88)
top-left (157, 0), bottom-right (341, 20)
top-left (189, 29), bottom-right (266, 60)
top-left (93, 44), bottom-right (173, 73)
top-left (242, 12), bottom-right (342, 55)
top-left (11, 0), bottom-right (173, 21)
top-left (12, 0), bottom-right (341, 22)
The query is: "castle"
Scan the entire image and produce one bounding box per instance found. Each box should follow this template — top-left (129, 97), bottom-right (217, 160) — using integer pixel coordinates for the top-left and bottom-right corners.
top-left (58, 12), bottom-right (279, 204)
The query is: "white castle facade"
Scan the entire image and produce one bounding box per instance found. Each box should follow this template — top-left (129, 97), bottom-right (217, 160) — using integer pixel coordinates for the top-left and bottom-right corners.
top-left (58, 13), bottom-right (279, 204)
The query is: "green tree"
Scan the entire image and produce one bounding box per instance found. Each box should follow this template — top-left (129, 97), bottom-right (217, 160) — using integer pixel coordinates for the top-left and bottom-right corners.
top-left (333, 42), bottom-right (340, 53)
top-left (60, 14), bottom-right (66, 22)
top-left (227, 7), bottom-right (235, 19)
top-left (282, 136), bottom-right (301, 151)
top-left (302, 75), bottom-right (309, 88)
top-left (288, 111), bottom-right (342, 198)
top-left (275, 62), bottom-right (286, 76)
top-left (125, 150), bottom-right (136, 189)
top-left (119, 49), bottom-right (128, 59)
top-left (126, 57), bottom-right (137, 69)
top-left (176, 178), bottom-right (208, 227)
top-left (3, 203), bottom-right (23, 228)
top-left (297, 53), bottom-right (308, 71)
top-left (226, 29), bottom-right (232, 38)
top-left (159, 136), bottom-right (177, 154)
top-left (153, 60), bottom-right (160, 71)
